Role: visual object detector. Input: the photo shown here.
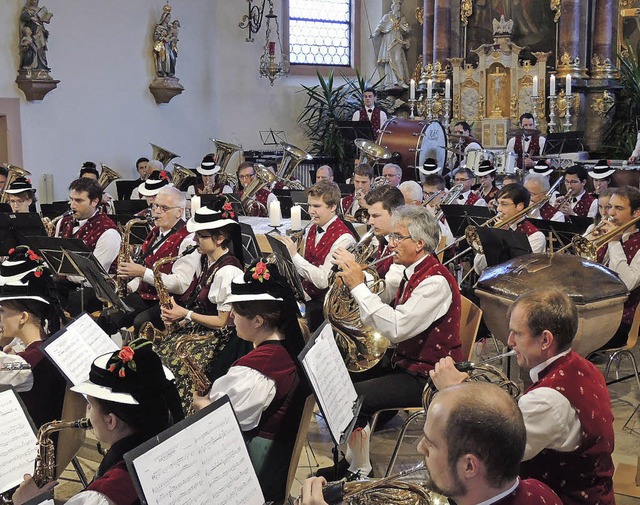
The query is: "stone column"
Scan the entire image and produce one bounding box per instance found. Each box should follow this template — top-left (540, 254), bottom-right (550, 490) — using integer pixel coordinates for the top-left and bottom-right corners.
top-left (591, 0), bottom-right (618, 79)
top-left (432, 0), bottom-right (451, 78)
top-left (423, 0), bottom-right (435, 66)
top-left (557, 0), bottom-right (587, 78)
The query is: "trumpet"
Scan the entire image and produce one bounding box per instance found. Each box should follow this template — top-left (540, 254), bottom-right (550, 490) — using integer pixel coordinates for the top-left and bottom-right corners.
top-left (434, 184), bottom-right (464, 222)
top-left (422, 189), bottom-right (444, 207)
top-left (564, 214), bottom-right (640, 261)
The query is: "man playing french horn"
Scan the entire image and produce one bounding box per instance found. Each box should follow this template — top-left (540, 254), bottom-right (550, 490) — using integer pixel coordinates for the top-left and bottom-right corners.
top-left (323, 205), bottom-right (463, 480)
top-left (340, 163), bottom-right (373, 221)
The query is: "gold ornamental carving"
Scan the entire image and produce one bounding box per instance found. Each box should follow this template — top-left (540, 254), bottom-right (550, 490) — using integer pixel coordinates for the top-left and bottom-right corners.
top-left (461, 0), bottom-right (473, 26)
top-left (557, 52), bottom-right (587, 79)
top-left (620, 0), bottom-right (635, 8)
top-left (477, 95), bottom-right (485, 121)
top-left (556, 90), bottom-right (580, 118)
top-left (550, 0), bottom-right (561, 23)
top-left (590, 91), bottom-right (616, 118)
top-left (591, 54), bottom-right (619, 80)
top-left (510, 93), bottom-right (518, 120)
top-left (413, 55), bottom-right (423, 83)
top-left (415, 6), bottom-right (424, 25)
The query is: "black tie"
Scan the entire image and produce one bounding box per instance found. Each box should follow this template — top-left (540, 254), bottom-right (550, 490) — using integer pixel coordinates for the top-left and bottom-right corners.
top-left (458, 194), bottom-right (465, 200)
top-left (316, 226), bottom-right (325, 235)
top-left (572, 197), bottom-right (578, 204)
top-left (72, 219), bottom-right (80, 227)
top-left (523, 136), bottom-right (531, 142)
top-left (367, 109), bottom-right (373, 113)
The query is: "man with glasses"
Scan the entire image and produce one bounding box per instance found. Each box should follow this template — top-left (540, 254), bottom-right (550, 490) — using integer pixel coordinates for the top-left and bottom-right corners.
top-left (97, 185), bottom-right (197, 336)
top-left (451, 121), bottom-right (482, 169)
top-left (557, 164), bottom-right (597, 218)
top-left (451, 167), bottom-right (486, 206)
top-left (323, 206), bottom-right (463, 480)
top-left (382, 163), bottom-right (402, 187)
top-left (236, 161), bottom-right (277, 217)
top-left (523, 173), bottom-right (564, 222)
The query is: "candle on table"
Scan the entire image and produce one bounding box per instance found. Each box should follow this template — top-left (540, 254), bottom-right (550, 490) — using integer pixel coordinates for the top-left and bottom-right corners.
top-left (191, 195), bottom-right (201, 214)
top-left (291, 205), bottom-right (302, 231)
top-left (566, 74), bottom-right (572, 95)
top-left (445, 79), bottom-right (451, 99)
top-left (427, 79), bottom-right (433, 99)
top-left (532, 76), bottom-right (538, 96)
top-left (269, 200), bottom-right (281, 227)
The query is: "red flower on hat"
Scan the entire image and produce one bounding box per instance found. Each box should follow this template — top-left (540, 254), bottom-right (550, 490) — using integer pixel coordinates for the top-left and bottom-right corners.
top-left (106, 339), bottom-right (150, 378)
top-left (34, 268), bottom-right (43, 278)
top-left (222, 202), bottom-right (235, 219)
top-left (118, 346), bottom-right (134, 363)
top-left (27, 249), bottom-right (41, 262)
top-left (159, 170), bottom-right (169, 181)
top-left (26, 178), bottom-right (31, 184)
top-left (251, 261), bottom-right (271, 282)
top-left (8, 248), bottom-right (15, 255)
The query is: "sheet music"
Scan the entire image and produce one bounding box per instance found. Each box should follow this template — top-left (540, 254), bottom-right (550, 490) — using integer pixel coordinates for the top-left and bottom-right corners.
top-left (132, 400), bottom-right (264, 505)
top-left (301, 324), bottom-right (358, 443)
top-left (0, 389), bottom-right (37, 494)
top-left (43, 313), bottom-right (119, 386)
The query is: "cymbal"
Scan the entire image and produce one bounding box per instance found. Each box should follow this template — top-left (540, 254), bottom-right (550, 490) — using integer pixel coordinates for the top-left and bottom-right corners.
top-left (440, 145), bottom-right (465, 155)
top-left (448, 133), bottom-right (477, 141)
top-left (507, 128), bottom-right (542, 136)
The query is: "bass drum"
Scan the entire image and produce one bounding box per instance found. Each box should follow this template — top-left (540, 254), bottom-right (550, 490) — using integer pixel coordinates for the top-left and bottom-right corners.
top-left (417, 121), bottom-right (448, 180)
top-left (376, 117), bottom-right (427, 181)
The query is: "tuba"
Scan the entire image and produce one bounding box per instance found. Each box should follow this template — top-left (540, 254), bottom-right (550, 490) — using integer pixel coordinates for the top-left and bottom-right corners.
top-left (277, 142), bottom-right (312, 190)
top-left (324, 229), bottom-right (389, 372)
top-left (150, 143), bottom-right (180, 168)
top-left (240, 164), bottom-right (276, 216)
top-left (210, 138), bottom-right (243, 190)
top-left (1, 164), bottom-right (31, 204)
top-left (98, 164), bottom-right (122, 190)
top-left (355, 139), bottom-right (393, 166)
top-left (172, 163), bottom-right (197, 191)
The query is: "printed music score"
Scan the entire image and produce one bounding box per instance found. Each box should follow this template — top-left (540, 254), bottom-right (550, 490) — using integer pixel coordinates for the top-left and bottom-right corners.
top-left (0, 389), bottom-right (37, 494)
top-left (300, 323), bottom-right (359, 443)
top-left (128, 398), bottom-right (264, 505)
top-left (42, 313), bottom-right (119, 386)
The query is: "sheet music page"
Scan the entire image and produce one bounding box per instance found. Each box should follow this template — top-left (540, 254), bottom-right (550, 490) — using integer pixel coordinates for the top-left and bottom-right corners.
top-left (302, 324), bottom-right (358, 443)
top-left (132, 401), bottom-right (264, 505)
top-left (43, 313), bottom-right (119, 386)
top-left (0, 390), bottom-right (37, 493)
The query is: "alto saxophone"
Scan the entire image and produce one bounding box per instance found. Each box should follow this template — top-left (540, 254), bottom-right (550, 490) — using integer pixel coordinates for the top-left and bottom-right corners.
top-left (33, 418), bottom-right (92, 486)
top-left (118, 213), bottom-right (155, 297)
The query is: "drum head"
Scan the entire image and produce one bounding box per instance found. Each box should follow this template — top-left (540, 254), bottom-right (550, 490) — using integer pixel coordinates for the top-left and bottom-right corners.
top-left (418, 121), bottom-right (447, 178)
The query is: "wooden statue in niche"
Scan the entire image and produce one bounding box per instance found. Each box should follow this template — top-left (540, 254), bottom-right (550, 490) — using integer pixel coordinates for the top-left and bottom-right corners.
top-left (149, 2), bottom-right (184, 104)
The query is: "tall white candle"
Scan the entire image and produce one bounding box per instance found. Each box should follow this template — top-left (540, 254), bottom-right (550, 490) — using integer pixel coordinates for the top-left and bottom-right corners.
top-left (290, 205), bottom-right (302, 231)
top-left (532, 76), bottom-right (538, 96)
top-left (427, 79), bottom-right (433, 99)
top-left (565, 74), bottom-right (572, 95)
top-left (269, 200), bottom-right (281, 227)
top-left (550, 75), bottom-right (556, 96)
top-left (191, 195), bottom-right (201, 214)
top-left (410, 79), bottom-right (416, 100)
top-left (445, 79), bottom-right (451, 99)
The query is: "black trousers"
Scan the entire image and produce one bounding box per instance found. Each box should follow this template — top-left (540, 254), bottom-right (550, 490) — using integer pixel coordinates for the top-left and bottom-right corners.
top-left (96, 292), bottom-right (161, 336)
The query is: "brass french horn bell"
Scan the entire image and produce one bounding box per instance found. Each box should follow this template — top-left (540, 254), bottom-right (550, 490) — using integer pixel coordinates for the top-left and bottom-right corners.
top-left (150, 143), bottom-right (180, 168)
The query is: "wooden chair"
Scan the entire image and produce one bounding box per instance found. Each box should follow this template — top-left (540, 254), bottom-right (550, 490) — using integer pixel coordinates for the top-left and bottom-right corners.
top-left (284, 394), bottom-right (316, 503)
top-left (370, 295), bottom-right (483, 477)
top-left (55, 387), bottom-right (89, 486)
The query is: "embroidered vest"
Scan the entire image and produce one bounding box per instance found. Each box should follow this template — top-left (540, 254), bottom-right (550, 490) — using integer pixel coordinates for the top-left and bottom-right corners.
top-left (376, 240), bottom-right (393, 278)
top-left (59, 212), bottom-right (119, 272)
top-left (392, 255), bottom-right (463, 375)
top-left (520, 351), bottom-right (615, 505)
top-left (514, 135), bottom-right (541, 169)
top-left (480, 185), bottom-right (498, 203)
top-left (195, 180), bottom-right (226, 196)
top-left (237, 187), bottom-right (271, 217)
top-left (515, 219), bottom-right (540, 237)
top-left (572, 192), bottom-right (595, 217)
top-left (302, 218), bottom-right (354, 300)
top-left (465, 191), bottom-right (482, 206)
top-left (493, 480), bottom-right (562, 505)
top-left (358, 106), bottom-right (383, 135)
top-left (87, 460), bottom-right (140, 505)
top-left (137, 224), bottom-right (191, 300)
top-left (539, 201), bottom-right (560, 220)
top-left (341, 194), bottom-right (355, 216)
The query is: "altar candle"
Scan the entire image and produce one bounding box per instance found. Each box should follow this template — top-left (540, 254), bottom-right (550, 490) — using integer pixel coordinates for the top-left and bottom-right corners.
top-left (191, 195), bottom-right (201, 214)
top-left (532, 76), bottom-right (538, 96)
top-left (291, 205), bottom-right (302, 231)
top-left (565, 74), bottom-right (572, 95)
top-left (427, 79), bottom-right (433, 99)
top-left (445, 79), bottom-right (451, 99)
top-left (410, 79), bottom-right (416, 100)
top-left (269, 200), bottom-right (281, 227)
top-left (550, 75), bottom-right (556, 96)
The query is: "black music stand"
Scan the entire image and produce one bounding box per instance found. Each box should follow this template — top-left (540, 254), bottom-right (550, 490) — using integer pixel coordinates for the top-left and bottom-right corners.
top-left (0, 213), bottom-right (48, 255)
top-left (114, 200), bottom-right (148, 216)
top-left (476, 227), bottom-right (532, 267)
top-left (528, 217), bottom-right (590, 251)
top-left (40, 201), bottom-right (70, 220)
top-left (543, 131), bottom-right (585, 156)
top-left (439, 205), bottom-right (495, 238)
top-left (111, 214), bottom-right (151, 245)
top-left (273, 189), bottom-right (293, 218)
top-left (337, 120), bottom-right (375, 142)
top-left (265, 234), bottom-right (306, 301)
top-left (290, 190), bottom-right (311, 220)
top-left (115, 180), bottom-right (141, 200)
top-left (0, 203), bottom-right (11, 213)
top-left (338, 183), bottom-right (355, 196)
top-left (238, 222), bottom-right (262, 266)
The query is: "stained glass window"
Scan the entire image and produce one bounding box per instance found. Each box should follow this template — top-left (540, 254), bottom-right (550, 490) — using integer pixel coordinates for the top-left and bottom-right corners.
top-left (288, 0), bottom-right (351, 66)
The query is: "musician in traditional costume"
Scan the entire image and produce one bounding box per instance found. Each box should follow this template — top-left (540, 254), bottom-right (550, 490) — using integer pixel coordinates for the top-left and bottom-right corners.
top-left (505, 113), bottom-right (546, 170)
top-left (474, 159), bottom-right (499, 206)
top-left (324, 206), bottom-right (463, 480)
top-left (557, 164), bottom-right (597, 218)
top-left (131, 160), bottom-right (164, 200)
top-left (340, 163), bottom-right (373, 220)
top-left (236, 161), bottom-right (277, 217)
top-left (452, 121), bottom-right (482, 169)
top-left (55, 178), bottom-right (121, 316)
top-left (315, 165), bottom-right (334, 183)
top-left (595, 186), bottom-right (640, 349)
top-left (13, 338), bottom-right (184, 505)
top-left (421, 174), bottom-right (455, 247)
top-left (351, 87), bottom-right (387, 135)
top-left (302, 382), bottom-right (562, 505)
top-left (0, 246), bottom-right (66, 431)
top-left (5, 176), bottom-right (36, 213)
top-left (523, 173), bottom-right (564, 222)
top-left (381, 163), bottom-right (402, 187)
top-left (584, 188), bottom-right (615, 240)
top-left (79, 162), bottom-right (114, 214)
top-left (192, 262), bottom-right (309, 503)
top-left (473, 184), bottom-right (546, 275)
top-left (432, 289), bottom-right (615, 505)
top-left (98, 186), bottom-right (197, 336)
top-left (187, 153), bottom-right (233, 198)
top-left (135, 169), bottom-right (172, 215)
top-left (452, 167), bottom-right (487, 206)
top-left (588, 159), bottom-right (615, 198)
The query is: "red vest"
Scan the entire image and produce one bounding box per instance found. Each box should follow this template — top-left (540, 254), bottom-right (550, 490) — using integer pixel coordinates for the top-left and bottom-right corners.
top-left (302, 218), bottom-right (354, 300)
top-left (520, 351), bottom-right (615, 505)
top-left (180, 253), bottom-right (242, 313)
top-left (493, 479), bottom-right (562, 505)
top-left (376, 239), bottom-right (393, 278)
top-left (59, 212), bottom-right (119, 272)
top-left (392, 255), bottom-right (463, 375)
top-left (597, 230), bottom-right (640, 324)
top-left (465, 191), bottom-right (482, 206)
top-left (137, 224), bottom-right (191, 300)
top-left (539, 201), bottom-right (560, 220)
top-left (358, 106), bottom-right (383, 135)
top-left (572, 192), bottom-right (595, 217)
top-left (237, 187), bottom-right (271, 217)
top-left (515, 219), bottom-right (540, 237)
top-left (87, 460), bottom-right (140, 505)
top-left (341, 194), bottom-right (355, 216)
top-left (480, 185), bottom-right (498, 203)
top-left (514, 135), bottom-right (541, 169)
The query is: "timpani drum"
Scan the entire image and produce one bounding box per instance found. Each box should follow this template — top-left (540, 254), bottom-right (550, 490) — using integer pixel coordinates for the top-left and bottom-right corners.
top-left (494, 152), bottom-right (517, 175)
top-left (376, 117), bottom-right (428, 181)
top-left (417, 121), bottom-right (448, 180)
top-left (466, 149), bottom-right (494, 172)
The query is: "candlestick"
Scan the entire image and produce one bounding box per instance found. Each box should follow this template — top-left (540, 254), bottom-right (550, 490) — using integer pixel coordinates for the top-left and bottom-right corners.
top-left (409, 98), bottom-right (417, 119)
top-left (290, 205), bottom-right (302, 231)
top-left (565, 74), bottom-right (571, 96)
top-left (443, 98), bottom-right (452, 130)
top-left (445, 79), bottom-right (451, 99)
top-left (531, 94), bottom-right (539, 126)
top-left (532, 76), bottom-right (538, 96)
top-left (269, 200), bottom-right (281, 227)
top-left (427, 79), bottom-right (433, 99)
top-left (548, 95), bottom-right (557, 133)
top-left (549, 75), bottom-right (556, 96)
top-left (410, 79), bottom-right (416, 100)
top-left (563, 93), bottom-right (573, 132)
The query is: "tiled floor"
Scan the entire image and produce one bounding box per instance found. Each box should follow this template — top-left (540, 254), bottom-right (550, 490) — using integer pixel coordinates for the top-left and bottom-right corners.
top-left (55, 344), bottom-right (640, 504)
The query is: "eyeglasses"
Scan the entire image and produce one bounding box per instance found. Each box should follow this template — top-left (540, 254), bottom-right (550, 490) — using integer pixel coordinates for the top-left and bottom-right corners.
top-left (454, 178), bottom-right (470, 183)
top-left (423, 191), bottom-right (438, 197)
top-left (388, 233), bottom-right (412, 243)
top-left (238, 173), bottom-right (255, 180)
top-left (566, 179), bottom-right (582, 185)
top-left (151, 204), bottom-right (181, 213)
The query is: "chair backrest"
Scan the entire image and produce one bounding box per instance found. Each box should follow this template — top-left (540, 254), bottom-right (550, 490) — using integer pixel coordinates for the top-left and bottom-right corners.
top-left (55, 388), bottom-right (88, 479)
top-left (285, 394), bottom-right (316, 500)
top-left (436, 235), bottom-right (447, 262)
top-left (460, 296), bottom-right (483, 360)
top-left (626, 303), bottom-right (640, 351)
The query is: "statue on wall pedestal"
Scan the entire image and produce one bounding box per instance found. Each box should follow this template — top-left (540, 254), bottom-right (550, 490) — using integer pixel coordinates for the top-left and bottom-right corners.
top-left (149, 2), bottom-right (184, 105)
top-left (16, 0), bottom-right (59, 101)
top-left (372, 0), bottom-right (411, 90)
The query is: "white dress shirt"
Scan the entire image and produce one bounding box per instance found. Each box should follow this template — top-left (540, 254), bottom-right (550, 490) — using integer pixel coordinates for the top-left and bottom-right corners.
top-left (292, 215), bottom-right (355, 296)
top-left (65, 491), bottom-right (115, 505)
top-left (599, 229), bottom-right (640, 291)
top-left (506, 135), bottom-right (547, 156)
top-left (350, 254), bottom-right (452, 344)
top-left (352, 108), bottom-right (388, 124)
top-left (520, 349), bottom-right (582, 461)
top-left (454, 190), bottom-right (487, 207)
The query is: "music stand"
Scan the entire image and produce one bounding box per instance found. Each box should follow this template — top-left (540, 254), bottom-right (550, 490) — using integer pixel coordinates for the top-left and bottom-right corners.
top-left (25, 236), bottom-right (92, 276)
top-left (238, 222), bottom-right (262, 265)
top-left (114, 200), bottom-right (148, 215)
top-left (528, 217), bottom-right (590, 252)
top-left (111, 214), bottom-right (151, 245)
top-left (265, 234), bottom-right (306, 301)
top-left (543, 131), bottom-right (586, 156)
top-left (476, 227), bottom-right (532, 267)
top-left (40, 201), bottom-right (70, 220)
top-left (290, 190), bottom-right (311, 220)
top-left (273, 188), bottom-right (293, 218)
top-left (115, 180), bottom-right (141, 201)
top-left (337, 120), bottom-right (375, 142)
top-left (337, 183), bottom-right (355, 196)
top-left (0, 213), bottom-right (48, 255)
top-left (0, 203), bottom-right (11, 213)
top-left (439, 205), bottom-right (495, 238)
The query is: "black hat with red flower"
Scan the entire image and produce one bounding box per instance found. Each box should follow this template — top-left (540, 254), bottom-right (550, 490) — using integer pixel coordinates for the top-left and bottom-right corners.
top-left (138, 169), bottom-right (174, 196)
top-left (0, 245), bottom-right (52, 304)
top-left (4, 176), bottom-right (36, 195)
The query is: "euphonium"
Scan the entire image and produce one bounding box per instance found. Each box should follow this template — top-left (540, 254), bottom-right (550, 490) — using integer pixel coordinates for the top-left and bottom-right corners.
top-left (98, 164), bottom-right (122, 190)
top-left (278, 142), bottom-right (312, 190)
top-left (323, 228), bottom-right (389, 372)
top-left (150, 143), bottom-right (180, 168)
top-left (117, 213), bottom-right (155, 297)
top-left (210, 138), bottom-right (243, 190)
top-left (355, 139), bottom-right (393, 166)
top-left (240, 165), bottom-right (277, 215)
top-left (33, 418), bottom-right (91, 486)
top-left (1, 164), bottom-right (31, 204)
top-left (172, 163), bottom-right (197, 191)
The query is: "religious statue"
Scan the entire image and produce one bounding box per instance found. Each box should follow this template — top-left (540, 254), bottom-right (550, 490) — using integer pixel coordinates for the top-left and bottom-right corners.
top-left (153, 3), bottom-right (180, 78)
top-left (372, 0), bottom-right (411, 90)
top-left (19, 0), bottom-right (52, 72)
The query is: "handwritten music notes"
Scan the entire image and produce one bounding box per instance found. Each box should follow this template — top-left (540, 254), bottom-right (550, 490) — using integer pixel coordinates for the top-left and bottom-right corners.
top-left (42, 313), bottom-right (119, 386)
top-left (129, 398), bottom-right (264, 505)
top-left (300, 323), bottom-right (358, 444)
top-left (0, 389), bottom-right (37, 494)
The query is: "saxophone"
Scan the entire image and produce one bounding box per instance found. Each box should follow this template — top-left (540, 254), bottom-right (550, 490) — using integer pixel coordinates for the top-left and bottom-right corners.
top-left (33, 418), bottom-right (92, 486)
top-left (118, 213), bottom-right (155, 297)
top-left (139, 245), bottom-right (198, 344)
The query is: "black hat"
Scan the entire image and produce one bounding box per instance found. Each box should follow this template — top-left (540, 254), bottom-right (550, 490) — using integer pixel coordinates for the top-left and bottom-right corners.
top-left (138, 169), bottom-right (173, 196)
top-left (4, 176), bottom-right (35, 195)
top-left (419, 158), bottom-right (439, 175)
top-left (529, 159), bottom-right (553, 177)
top-left (474, 159), bottom-right (497, 176)
top-left (197, 154), bottom-right (221, 176)
top-left (0, 246), bottom-right (52, 304)
top-left (588, 159), bottom-right (615, 180)
top-left (187, 205), bottom-right (238, 233)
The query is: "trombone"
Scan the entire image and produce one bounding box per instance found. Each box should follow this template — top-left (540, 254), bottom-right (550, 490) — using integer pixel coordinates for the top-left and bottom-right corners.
top-left (558, 215), bottom-right (640, 261)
